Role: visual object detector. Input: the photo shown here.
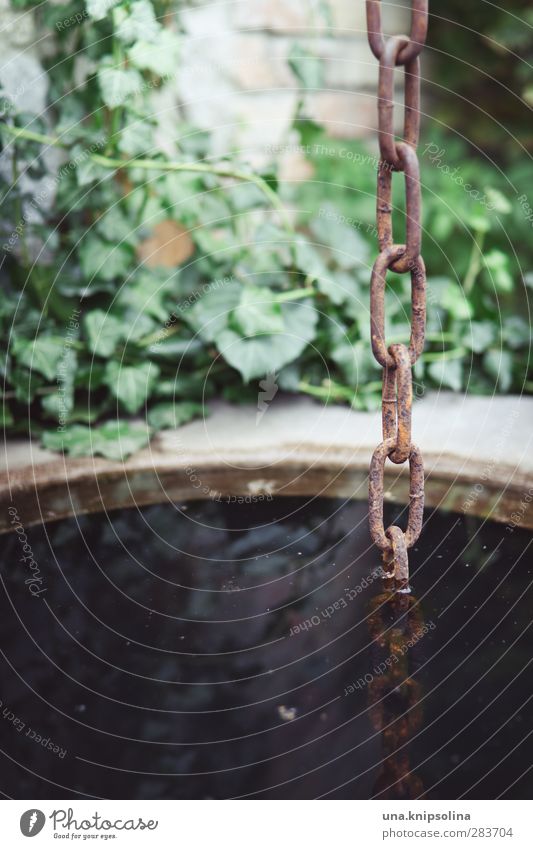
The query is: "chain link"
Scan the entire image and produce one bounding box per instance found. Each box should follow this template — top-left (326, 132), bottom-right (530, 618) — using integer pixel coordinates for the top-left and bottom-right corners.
top-left (366, 1), bottom-right (428, 590)
top-left (366, 0), bottom-right (428, 65)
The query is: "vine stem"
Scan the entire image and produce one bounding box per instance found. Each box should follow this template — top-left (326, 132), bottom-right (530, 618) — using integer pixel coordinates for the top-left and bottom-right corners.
top-left (2, 124), bottom-right (295, 241)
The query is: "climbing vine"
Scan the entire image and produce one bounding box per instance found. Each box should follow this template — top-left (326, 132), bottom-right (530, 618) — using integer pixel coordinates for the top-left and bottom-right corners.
top-left (0, 0), bottom-right (531, 459)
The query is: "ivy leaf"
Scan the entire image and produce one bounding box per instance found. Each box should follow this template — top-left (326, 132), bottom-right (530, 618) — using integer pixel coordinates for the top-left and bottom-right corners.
top-left (80, 236), bottom-right (132, 281)
top-left (116, 271), bottom-right (174, 322)
top-left (104, 361), bottom-right (159, 413)
top-left (128, 31), bottom-right (181, 77)
top-left (309, 205), bottom-right (370, 269)
top-left (118, 119), bottom-right (154, 156)
top-left (442, 281), bottom-right (473, 320)
top-left (95, 206), bottom-right (136, 244)
top-left (147, 401), bottom-right (206, 430)
top-left (12, 336), bottom-right (66, 381)
top-left (428, 358), bottom-right (463, 392)
top-left (502, 316), bottom-right (530, 350)
top-left (233, 286), bottom-right (285, 336)
top-left (114, 1), bottom-right (160, 44)
top-left (97, 62), bottom-right (143, 108)
top-left (215, 300), bottom-right (318, 382)
top-left (483, 249), bottom-right (514, 293)
top-left (186, 279), bottom-right (242, 342)
top-left (10, 366), bottom-right (45, 403)
top-left (320, 269), bottom-right (362, 308)
top-left (484, 349), bottom-right (513, 392)
top-left (73, 145), bottom-right (108, 187)
top-left (84, 310), bottom-right (125, 357)
top-left (42, 421), bottom-right (151, 461)
top-left (294, 237), bottom-right (330, 283)
top-left (484, 187), bottom-right (512, 214)
top-left (86, 0), bottom-right (120, 21)
top-left (462, 321), bottom-right (495, 353)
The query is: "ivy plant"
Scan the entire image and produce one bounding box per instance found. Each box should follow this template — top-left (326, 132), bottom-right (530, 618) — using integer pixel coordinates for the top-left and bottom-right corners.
top-left (0, 0), bottom-right (531, 460)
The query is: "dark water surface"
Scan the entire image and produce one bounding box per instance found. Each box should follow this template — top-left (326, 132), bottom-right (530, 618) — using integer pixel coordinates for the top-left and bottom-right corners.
top-left (0, 497), bottom-right (531, 799)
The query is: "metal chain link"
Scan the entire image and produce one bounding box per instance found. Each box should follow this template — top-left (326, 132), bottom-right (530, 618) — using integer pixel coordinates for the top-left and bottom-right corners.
top-left (366, 0), bottom-right (429, 591)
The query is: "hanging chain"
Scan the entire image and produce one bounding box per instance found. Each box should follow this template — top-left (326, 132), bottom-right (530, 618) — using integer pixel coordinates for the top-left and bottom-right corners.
top-left (366, 1), bottom-right (428, 591)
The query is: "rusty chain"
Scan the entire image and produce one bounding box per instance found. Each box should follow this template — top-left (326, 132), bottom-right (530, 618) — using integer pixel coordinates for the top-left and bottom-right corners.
top-left (366, 0), bottom-right (428, 591)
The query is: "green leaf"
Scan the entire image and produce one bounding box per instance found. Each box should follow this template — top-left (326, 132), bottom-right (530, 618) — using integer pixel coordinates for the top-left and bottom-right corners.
top-left (84, 310), bottom-right (126, 357)
top-left (95, 206), bottom-right (136, 244)
top-left (462, 321), bottom-right (495, 353)
top-left (294, 237), bottom-right (330, 283)
top-left (483, 249), bottom-right (514, 293)
top-left (73, 145), bottom-right (109, 187)
top-left (309, 204), bottom-right (370, 269)
top-left (233, 286), bottom-right (285, 336)
top-left (215, 300), bottom-right (318, 382)
top-left (114, 1), bottom-right (160, 44)
top-left (186, 279), bottom-right (242, 342)
top-left (502, 316), bottom-right (530, 350)
top-left (442, 281), bottom-right (473, 320)
top-left (483, 349), bottom-right (513, 392)
top-left (116, 271), bottom-right (175, 322)
top-left (331, 338), bottom-right (375, 385)
top-left (148, 401), bottom-right (206, 430)
top-left (40, 348), bottom-right (77, 422)
top-left (12, 336), bottom-right (66, 381)
top-left (105, 361), bottom-right (159, 413)
top-left (484, 187), bottom-right (512, 214)
top-left (80, 236), bottom-right (132, 281)
top-left (319, 269), bottom-right (362, 308)
top-left (42, 421), bottom-right (151, 461)
top-left (98, 62), bottom-right (143, 108)
top-left (118, 119), bottom-right (154, 156)
top-left (128, 31), bottom-right (181, 77)
top-left (9, 366), bottom-right (45, 404)
top-left (428, 358), bottom-right (463, 392)
top-left (87, 0), bottom-right (120, 21)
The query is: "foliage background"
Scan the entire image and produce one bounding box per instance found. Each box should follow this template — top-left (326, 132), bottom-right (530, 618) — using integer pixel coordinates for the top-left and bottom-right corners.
top-left (0, 0), bottom-right (531, 459)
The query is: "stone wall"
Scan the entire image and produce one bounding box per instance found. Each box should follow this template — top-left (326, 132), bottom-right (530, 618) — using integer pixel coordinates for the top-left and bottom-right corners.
top-left (172, 0), bottom-right (410, 165)
top-left (0, 0), bottom-right (410, 170)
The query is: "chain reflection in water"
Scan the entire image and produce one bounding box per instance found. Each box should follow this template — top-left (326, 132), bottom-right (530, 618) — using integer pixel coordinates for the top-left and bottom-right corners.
top-left (367, 579), bottom-right (427, 799)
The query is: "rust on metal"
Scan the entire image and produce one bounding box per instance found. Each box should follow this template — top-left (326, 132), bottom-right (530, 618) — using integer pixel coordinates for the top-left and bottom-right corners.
top-left (376, 143), bottom-right (421, 274)
top-left (384, 343), bottom-right (413, 465)
top-left (377, 37), bottom-right (420, 170)
top-left (385, 525), bottom-right (410, 592)
top-left (366, 0), bottom-right (428, 65)
top-left (370, 247), bottom-right (426, 369)
top-left (368, 438), bottom-right (425, 555)
top-left (368, 0), bottom-right (429, 590)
